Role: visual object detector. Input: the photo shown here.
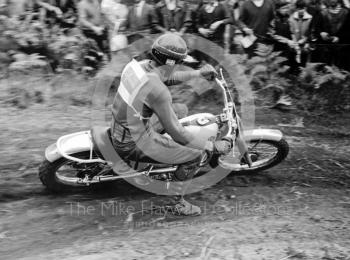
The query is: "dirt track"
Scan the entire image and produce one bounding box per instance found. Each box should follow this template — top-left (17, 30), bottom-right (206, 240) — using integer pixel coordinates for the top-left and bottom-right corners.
top-left (1, 79), bottom-right (350, 259)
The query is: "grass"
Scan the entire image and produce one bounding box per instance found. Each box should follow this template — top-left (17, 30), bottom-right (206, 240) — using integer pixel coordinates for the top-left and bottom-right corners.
top-left (1, 70), bottom-right (97, 109)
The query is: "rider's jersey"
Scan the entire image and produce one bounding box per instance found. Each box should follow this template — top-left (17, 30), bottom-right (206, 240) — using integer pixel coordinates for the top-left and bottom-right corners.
top-left (111, 59), bottom-right (202, 149)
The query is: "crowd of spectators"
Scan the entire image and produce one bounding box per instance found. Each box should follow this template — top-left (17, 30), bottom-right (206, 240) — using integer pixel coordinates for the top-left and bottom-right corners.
top-left (1, 0), bottom-right (350, 72)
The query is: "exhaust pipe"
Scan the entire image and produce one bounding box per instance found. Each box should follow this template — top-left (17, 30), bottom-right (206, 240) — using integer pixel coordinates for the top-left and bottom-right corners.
top-left (83, 167), bottom-right (177, 184)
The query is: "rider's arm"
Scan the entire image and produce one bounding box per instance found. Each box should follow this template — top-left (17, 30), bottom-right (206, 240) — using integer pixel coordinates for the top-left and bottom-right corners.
top-left (149, 76), bottom-right (213, 151)
top-left (166, 65), bottom-right (217, 86)
top-left (152, 95), bottom-right (213, 151)
top-left (166, 69), bottom-right (201, 86)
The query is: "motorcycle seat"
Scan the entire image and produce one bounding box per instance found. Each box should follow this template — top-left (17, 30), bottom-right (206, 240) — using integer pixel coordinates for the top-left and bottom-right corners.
top-left (91, 126), bottom-right (163, 168)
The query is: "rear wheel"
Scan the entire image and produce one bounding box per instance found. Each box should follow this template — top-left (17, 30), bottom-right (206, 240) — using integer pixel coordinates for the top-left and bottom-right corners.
top-left (39, 152), bottom-right (107, 192)
top-left (218, 138), bottom-right (289, 174)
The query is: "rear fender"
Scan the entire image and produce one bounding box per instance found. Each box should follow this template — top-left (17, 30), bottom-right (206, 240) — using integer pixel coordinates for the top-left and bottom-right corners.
top-left (45, 131), bottom-right (94, 162)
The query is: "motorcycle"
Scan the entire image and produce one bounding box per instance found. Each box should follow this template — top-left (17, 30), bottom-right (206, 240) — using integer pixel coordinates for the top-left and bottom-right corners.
top-left (39, 69), bottom-right (289, 192)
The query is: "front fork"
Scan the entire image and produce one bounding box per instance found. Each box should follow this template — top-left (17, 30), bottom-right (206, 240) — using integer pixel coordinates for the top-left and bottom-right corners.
top-left (220, 115), bottom-right (253, 168)
top-left (236, 133), bottom-right (253, 167)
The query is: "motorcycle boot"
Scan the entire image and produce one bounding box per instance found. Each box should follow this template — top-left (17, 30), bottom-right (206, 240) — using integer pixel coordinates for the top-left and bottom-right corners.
top-left (174, 197), bottom-right (201, 216)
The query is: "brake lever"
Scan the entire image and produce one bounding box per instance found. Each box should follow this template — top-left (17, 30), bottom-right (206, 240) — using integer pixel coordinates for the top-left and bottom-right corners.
top-left (216, 68), bottom-right (228, 87)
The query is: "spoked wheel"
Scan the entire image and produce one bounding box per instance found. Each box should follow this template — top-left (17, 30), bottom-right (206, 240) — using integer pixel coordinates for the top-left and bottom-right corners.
top-left (218, 138), bottom-right (289, 174)
top-left (39, 152), bottom-right (109, 192)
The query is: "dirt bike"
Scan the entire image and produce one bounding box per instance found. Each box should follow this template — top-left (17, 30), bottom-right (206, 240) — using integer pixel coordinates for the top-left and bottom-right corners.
top-left (39, 69), bottom-right (289, 192)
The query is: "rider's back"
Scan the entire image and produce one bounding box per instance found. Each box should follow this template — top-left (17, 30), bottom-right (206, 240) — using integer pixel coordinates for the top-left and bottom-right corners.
top-left (111, 59), bottom-right (172, 144)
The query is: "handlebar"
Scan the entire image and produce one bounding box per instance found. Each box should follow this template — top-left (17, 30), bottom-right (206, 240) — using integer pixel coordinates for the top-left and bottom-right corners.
top-left (215, 68), bottom-right (233, 108)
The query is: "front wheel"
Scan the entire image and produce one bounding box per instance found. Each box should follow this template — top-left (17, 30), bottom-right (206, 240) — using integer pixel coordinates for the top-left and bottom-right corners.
top-left (218, 138), bottom-right (289, 174)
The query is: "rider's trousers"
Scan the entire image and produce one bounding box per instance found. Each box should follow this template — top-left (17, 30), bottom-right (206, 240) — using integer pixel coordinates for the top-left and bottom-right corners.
top-left (112, 130), bottom-right (203, 166)
top-left (111, 105), bottom-right (203, 167)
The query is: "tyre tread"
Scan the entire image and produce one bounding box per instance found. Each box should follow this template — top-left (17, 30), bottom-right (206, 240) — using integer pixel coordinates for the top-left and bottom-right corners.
top-left (38, 152), bottom-right (92, 193)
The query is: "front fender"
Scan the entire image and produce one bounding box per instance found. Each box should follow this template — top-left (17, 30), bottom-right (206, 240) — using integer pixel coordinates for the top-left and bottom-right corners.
top-left (45, 131), bottom-right (93, 162)
top-left (242, 129), bottom-right (283, 142)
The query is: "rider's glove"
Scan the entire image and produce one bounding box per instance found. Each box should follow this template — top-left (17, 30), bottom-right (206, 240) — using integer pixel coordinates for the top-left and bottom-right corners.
top-left (200, 64), bottom-right (218, 79)
top-left (213, 137), bottom-right (233, 155)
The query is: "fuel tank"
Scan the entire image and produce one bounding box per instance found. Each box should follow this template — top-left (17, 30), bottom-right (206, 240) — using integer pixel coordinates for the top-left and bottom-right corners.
top-left (164, 113), bottom-right (219, 142)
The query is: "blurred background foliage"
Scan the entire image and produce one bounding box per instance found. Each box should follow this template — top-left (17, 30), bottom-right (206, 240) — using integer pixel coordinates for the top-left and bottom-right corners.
top-left (230, 44), bottom-right (350, 114)
top-left (1, 15), bottom-right (349, 114)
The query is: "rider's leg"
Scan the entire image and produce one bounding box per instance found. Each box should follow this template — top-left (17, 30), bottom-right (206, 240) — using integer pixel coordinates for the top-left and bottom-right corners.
top-left (137, 131), bottom-right (204, 216)
top-left (173, 158), bottom-right (203, 216)
top-left (136, 130), bottom-right (203, 165)
top-left (111, 123), bottom-right (206, 216)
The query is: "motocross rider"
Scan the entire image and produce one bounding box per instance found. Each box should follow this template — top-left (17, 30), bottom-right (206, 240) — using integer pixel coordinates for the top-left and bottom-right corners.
top-left (111, 33), bottom-right (232, 215)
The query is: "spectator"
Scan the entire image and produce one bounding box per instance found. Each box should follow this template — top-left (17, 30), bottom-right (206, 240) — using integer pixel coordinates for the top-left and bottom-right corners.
top-left (342, 0), bottom-right (350, 8)
top-left (46, 0), bottom-right (77, 18)
top-left (239, 0), bottom-right (275, 56)
top-left (337, 8), bottom-right (350, 70)
top-left (271, 1), bottom-right (292, 51)
top-left (0, 0), bottom-right (8, 16)
top-left (239, 0), bottom-right (275, 38)
top-left (32, 0), bottom-right (64, 26)
top-left (288, 0), bottom-right (313, 66)
top-left (197, 0), bottom-right (232, 47)
top-left (8, 0), bottom-right (56, 24)
top-left (54, 0), bottom-right (78, 29)
top-left (78, 0), bottom-right (109, 54)
top-left (57, 0), bottom-right (77, 12)
top-left (155, 0), bottom-right (192, 35)
top-left (126, 0), bottom-right (163, 43)
top-left (307, 0), bottom-right (325, 22)
top-left (270, 1), bottom-right (299, 69)
top-left (184, 0), bottom-right (200, 34)
top-left (101, 0), bottom-right (128, 52)
top-left (314, 0), bottom-right (348, 65)
top-left (101, 0), bottom-right (128, 30)
top-left (306, 0), bottom-right (324, 48)
top-left (18, 1), bottom-right (77, 30)
top-left (223, 0), bottom-right (244, 53)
